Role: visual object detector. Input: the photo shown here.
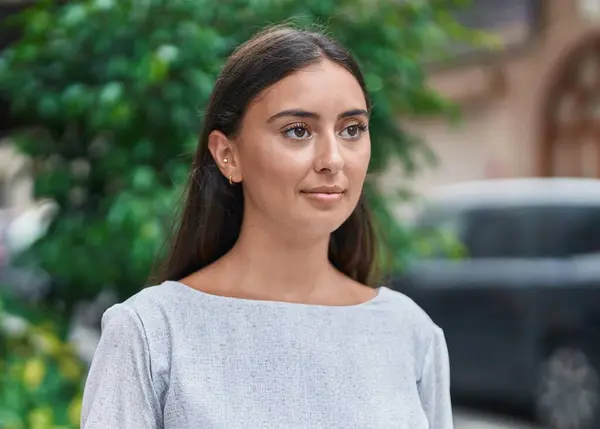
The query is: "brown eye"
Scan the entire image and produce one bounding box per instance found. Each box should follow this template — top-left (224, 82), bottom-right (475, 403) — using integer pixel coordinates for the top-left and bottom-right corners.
top-left (283, 124), bottom-right (312, 140)
top-left (339, 123), bottom-right (367, 140)
top-left (346, 125), bottom-right (359, 137)
top-left (294, 127), bottom-right (307, 138)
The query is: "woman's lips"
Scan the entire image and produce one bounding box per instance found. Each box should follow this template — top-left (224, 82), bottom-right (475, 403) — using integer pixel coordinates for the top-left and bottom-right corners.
top-left (300, 191), bottom-right (345, 203)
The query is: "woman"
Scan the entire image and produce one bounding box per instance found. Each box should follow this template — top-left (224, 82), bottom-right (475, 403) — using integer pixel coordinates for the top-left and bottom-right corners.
top-left (81, 25), bottom-right (452, 429)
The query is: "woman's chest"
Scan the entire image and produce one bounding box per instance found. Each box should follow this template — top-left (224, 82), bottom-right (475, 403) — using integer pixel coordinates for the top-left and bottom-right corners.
top-left (161, 334), bottom-right (428, 429)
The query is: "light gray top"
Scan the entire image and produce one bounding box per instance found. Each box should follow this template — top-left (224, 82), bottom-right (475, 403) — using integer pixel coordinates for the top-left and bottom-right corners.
top-left (81, 281), bottom-right (453, 429)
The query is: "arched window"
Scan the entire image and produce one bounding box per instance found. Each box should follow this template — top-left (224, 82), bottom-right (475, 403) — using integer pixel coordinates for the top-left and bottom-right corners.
top-left (541, 36), bottom-right (600, 177)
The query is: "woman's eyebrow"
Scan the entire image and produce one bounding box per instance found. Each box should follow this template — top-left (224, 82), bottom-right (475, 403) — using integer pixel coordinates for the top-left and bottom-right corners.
top-left (267, 109), bottom-right (318, 122)
top-left (339, 109), bottom-right (369, 119)
top-left (267, 108), bottom-right (369, 123)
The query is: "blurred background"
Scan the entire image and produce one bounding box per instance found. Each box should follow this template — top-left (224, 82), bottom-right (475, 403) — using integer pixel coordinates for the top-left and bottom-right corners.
top-left (0, 0), bottom-right (599, 428)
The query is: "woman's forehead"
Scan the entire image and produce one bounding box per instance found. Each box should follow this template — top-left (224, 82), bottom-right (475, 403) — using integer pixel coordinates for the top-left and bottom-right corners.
top-left (249, 61), bottom-right (367, 118)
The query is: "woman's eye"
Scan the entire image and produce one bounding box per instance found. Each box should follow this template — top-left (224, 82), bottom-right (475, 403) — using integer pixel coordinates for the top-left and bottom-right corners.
top-left (283, 125), bottom-right (311, 140)
top-left (339, 124), bottom-right (366, 140)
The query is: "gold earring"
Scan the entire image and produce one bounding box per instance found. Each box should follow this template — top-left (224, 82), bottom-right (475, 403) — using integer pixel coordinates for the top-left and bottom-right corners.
top-left (228, 175), bottom-right (233, 185)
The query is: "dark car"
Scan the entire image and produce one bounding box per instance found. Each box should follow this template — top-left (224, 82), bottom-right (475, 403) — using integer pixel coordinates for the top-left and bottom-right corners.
top-left (393, 178), bottom-right (600, 429)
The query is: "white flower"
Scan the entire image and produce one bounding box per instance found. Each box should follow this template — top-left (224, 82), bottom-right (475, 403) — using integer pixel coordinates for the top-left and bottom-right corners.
top-left (94, 0), bottom-right (115, 10)
top-left (156, 45), bottom-right (179, 63)
top-left (1, 313), bottom-right (28, 337)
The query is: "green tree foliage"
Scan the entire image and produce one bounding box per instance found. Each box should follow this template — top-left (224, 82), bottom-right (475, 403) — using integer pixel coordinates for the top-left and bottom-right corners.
top-left (0, 0), bottom-right (481, 308)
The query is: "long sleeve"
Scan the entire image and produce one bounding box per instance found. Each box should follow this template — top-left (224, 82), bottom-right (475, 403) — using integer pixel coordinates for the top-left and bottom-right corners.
top-left (418, 326), bottom-right (453, 429)
top-left (81, 303), bottom-right (163, 429)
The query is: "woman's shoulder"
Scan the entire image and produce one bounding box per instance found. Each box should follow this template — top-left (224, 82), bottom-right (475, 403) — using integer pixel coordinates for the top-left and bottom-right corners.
top-left (378, 286), bottom-right (434, 321)
top-left (122, 280), bottom-right (187, 311)
top-left (100, 281), bottom-right (191, 337)
top-left (377, 286), bottom-right (444, 347)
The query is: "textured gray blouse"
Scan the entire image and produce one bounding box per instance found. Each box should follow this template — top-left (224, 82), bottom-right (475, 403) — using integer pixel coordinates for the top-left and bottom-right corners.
top-left (81, 281), bottom-right (453, 428)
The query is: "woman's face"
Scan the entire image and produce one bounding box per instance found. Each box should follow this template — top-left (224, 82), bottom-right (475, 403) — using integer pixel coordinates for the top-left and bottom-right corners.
top-left (211, 59), bottom-right (371, 237)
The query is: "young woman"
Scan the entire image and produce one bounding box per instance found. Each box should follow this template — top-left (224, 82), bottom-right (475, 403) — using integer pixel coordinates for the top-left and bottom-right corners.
top-left (81, 25), bottom-right (453, 429)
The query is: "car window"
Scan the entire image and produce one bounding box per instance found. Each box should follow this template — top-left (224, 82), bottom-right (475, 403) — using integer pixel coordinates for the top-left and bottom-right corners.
top-left (462, 206), bottom-right (536, 258)
top-left (540, 205), bottom-right (600, 258)
top-left (416, 203), bottom-right (600, 260)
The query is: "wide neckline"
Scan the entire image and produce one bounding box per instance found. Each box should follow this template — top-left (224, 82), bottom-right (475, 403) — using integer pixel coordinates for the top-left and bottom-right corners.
top-left (166, 280), bottom-right (389, 310)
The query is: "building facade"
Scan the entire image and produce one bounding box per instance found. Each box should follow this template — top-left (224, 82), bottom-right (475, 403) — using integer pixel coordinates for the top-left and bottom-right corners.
top-left (391, 0), bottom-right (600, 198)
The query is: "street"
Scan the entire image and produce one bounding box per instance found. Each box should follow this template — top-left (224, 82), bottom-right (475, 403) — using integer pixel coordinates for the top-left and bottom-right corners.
top-left (455, 409), bottom-right (540, 429)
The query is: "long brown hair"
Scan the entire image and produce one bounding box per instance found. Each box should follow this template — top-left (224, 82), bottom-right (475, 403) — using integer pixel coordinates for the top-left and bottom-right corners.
top-left (155, 25), bottom-right (379, 286)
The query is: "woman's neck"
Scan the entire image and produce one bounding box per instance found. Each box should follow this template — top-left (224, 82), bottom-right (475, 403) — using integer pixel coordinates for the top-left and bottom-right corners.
top-left (213, 216), bottom-right (339, 302)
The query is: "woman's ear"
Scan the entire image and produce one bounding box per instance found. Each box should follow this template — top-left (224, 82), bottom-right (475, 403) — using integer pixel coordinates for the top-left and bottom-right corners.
top-left (208, 130), bottom-right (242, 184)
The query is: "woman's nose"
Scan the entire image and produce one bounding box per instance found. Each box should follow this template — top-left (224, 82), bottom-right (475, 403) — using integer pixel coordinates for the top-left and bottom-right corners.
top-left (313, 133), bottom-right (344, 174)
